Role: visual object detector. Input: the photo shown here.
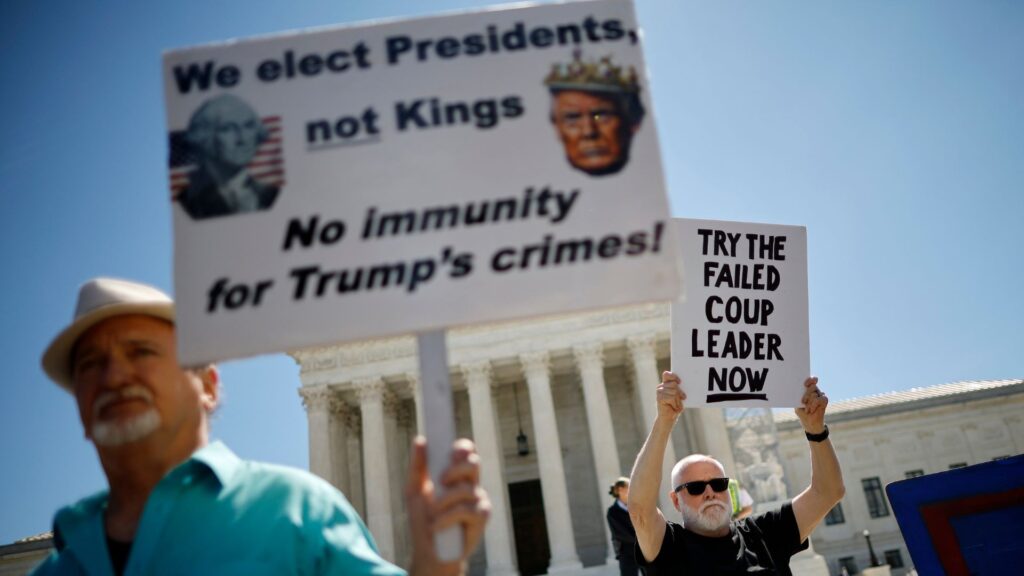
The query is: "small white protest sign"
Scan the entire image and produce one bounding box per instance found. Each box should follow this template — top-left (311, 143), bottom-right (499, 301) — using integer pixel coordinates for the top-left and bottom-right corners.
top-left (670, 218), bottom-right (809, 407)
top-left (163, 0), bottom-right (679, 366)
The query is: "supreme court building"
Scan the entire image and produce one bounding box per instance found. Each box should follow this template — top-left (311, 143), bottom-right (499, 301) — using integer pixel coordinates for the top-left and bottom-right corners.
top-left (7, 306), bottom-right (1021, 575)
top-left (294, 303), bottom-right (676, 575)
top-left (292, 302), bottom-right (815, 575)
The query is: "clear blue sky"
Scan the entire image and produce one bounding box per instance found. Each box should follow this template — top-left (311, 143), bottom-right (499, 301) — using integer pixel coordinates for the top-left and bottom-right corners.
top-left (1, 0), bottom-right (1021, 545)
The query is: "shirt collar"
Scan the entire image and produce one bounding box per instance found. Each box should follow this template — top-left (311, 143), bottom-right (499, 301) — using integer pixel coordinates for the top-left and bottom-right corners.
top-left (188, 440), bottom-right (242, 488)
top-left (51, 441), bottom-right (241, 571)
top-left (616, 499), bottom-right (629, 512)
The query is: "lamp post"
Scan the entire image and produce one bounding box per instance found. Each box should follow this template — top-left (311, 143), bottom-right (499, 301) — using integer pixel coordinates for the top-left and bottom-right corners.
top-left (862, 529), bottom-right (881, 567)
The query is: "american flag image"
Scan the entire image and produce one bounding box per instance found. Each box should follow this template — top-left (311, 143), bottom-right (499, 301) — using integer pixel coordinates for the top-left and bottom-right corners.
top-left (168, 116), bottom-right (285, 199)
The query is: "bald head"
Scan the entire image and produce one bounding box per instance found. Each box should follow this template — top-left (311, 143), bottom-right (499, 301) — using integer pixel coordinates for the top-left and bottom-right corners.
top-left (669, 454), bottom-right (732, 536)
top-left (671, 454), bottom-right (726, 488)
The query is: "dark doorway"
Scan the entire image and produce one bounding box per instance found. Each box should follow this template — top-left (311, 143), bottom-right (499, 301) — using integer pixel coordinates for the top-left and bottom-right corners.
top-left (509, 479), bottom-right (551, 576)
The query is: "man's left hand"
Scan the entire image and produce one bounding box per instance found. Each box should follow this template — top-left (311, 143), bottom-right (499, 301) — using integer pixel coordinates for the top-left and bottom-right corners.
top-left (794, 376), bottom-right (828, 434)
top-left (407, 437), bottom-right (491, 576)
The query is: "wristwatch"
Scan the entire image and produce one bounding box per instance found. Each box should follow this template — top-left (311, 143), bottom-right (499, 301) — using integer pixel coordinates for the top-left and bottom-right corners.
top-left (805, 425), bottom-right (830, 443)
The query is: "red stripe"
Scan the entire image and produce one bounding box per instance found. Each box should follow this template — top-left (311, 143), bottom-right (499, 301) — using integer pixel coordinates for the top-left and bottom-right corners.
top-left (921, 486), bottom-right (1024, 575)
top-left (251, 168), bottom-right (284, 179)
top-left (248, 159), bottom-right (282, 169)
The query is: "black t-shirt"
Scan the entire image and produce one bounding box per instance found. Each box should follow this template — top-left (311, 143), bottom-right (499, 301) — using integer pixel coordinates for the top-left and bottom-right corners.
top-left (636, 502), bottom-right (808, 575)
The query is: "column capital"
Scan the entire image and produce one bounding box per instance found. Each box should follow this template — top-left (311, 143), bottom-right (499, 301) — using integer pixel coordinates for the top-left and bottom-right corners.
top-left (394, 401), bottom-right (414, 429)
top-left (519, 351), bottom-right (550, 380)
top-left (343, 409), bottom-right (362, 435)
top-left (382, 389), bottom-right (402, 417)
top-left (298, 386), bottom-right (348, 415)
top-left (404, 372), bottom-right (419, 393)
top-left (461, 360), bottom-right (492, 390)
top-left (354, 377), bottom-right (386, 403)
top-left (627, 334), bottom-right (657, 359)
top-left (572, 342), bottom-right (605, 370)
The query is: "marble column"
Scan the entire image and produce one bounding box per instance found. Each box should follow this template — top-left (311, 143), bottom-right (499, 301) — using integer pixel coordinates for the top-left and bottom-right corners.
top-left (692, 408), bottom-right (739, 478)
top-left (299, 385), bottom-right (351, 494)
top-left (406, 371), bottom-right (426, 436)
top-left (342, 408), bottom-right (366, 519)
top-left (300, 386), bottom-right (334, 483)
top-left (463, 361), bottom-right (519, 576)
top-left (384, 391), bottom-right (412, 567)
top-left (519, 352), bottom-right (582, 573)
top-left (627, 335), bottom-right (677, 515)
top-left (572, 342), bottom-right (622, 566)
top-left (356, 376), bottom-right (395, 562)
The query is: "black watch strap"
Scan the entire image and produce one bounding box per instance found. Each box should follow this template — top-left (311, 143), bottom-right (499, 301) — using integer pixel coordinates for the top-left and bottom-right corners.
top-left (805, 425), bottom-right (830, 443)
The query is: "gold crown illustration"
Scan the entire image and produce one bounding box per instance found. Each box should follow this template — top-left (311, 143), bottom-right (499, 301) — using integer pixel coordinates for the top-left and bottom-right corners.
top-left (544, 50), bottom-right (641, 94)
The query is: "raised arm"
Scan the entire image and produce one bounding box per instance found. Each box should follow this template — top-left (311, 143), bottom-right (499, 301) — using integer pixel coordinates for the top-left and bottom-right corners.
top-left (791, 377), bottom-right (845, 542)
top-left (629, 371), bottom-right (685, 562)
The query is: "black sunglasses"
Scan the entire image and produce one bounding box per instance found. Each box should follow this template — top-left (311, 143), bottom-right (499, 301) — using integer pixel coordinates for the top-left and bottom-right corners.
top-left (674, 477), bottom-right (730, 496)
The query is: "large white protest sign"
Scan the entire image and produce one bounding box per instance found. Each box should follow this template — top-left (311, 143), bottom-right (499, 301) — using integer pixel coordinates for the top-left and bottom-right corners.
top-left (163, 0), bottom-right (679, 366)
top-left (671, 218), bottom-right (809, 407)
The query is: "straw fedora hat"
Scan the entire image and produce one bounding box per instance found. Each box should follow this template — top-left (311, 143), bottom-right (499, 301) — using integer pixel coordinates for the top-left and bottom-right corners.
top-left (42, 278), bottom-right (175, 391)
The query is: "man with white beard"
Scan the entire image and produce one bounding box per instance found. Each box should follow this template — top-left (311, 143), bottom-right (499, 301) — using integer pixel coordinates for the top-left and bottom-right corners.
top-left (628, 372), bottom-right (844, 574)
top-left (34, 277), bottom-right (490, 576)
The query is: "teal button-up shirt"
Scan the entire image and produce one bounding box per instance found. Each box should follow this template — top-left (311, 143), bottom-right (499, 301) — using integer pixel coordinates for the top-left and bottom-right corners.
top-left (32, 441), bottom-right (406, 575)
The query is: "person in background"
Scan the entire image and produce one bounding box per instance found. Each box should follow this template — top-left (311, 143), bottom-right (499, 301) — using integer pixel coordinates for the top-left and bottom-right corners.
top-left (729, 478), bottom-right (754, 520)
top-left (606, 477), bottom-right (638, 576)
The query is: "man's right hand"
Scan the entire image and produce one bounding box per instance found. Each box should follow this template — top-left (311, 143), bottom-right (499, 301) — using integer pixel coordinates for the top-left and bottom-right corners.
top-left (406, 437), bottom-right (490, 576)
top-left (657, 371), bottom-right (686, 420)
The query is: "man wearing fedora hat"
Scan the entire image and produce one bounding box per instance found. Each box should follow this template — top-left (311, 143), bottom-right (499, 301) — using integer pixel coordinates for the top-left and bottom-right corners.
top-left (34, 277), bottom-right (490, 576)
